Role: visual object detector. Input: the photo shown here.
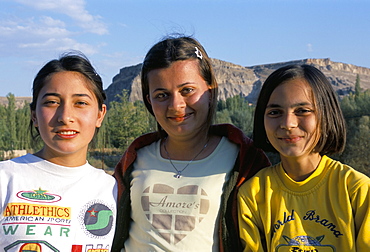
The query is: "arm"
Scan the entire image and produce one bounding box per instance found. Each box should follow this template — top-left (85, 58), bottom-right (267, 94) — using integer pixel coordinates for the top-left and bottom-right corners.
top-left (351, 177), bottom-right (370, 250)
top-left (238, 183), bottom-right (266, 252)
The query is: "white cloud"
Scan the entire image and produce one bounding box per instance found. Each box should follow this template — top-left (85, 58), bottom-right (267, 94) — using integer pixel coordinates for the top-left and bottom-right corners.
top-left (19, 38), bottom-right (98, 55)
top-left (15, 0), bottom-right (108, 35)
top-left (307, 43), bottom-right (313, 52)
top-left (0, 16), bottom-right (98, 57)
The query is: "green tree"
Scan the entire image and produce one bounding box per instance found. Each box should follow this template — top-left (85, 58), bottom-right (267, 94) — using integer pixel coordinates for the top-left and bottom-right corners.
top-left (337, 116), bottom-right (370, 176)
top-left (3, 93), bottom-right (17, 151)
top-left (107, 90), bottom-right (150, 150)
top-left (216, 95), bottom-right (255, 136)
top-left (15, 104), bottom-right (31, 150)
top-left (355, 74), bottom-right (362, 97)
top-left (0, 104), bottom-right (6, 150)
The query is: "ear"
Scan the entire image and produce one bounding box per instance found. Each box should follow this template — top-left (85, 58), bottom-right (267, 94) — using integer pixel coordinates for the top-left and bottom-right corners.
top-left (146, 94), bottom-right (152, 105)
top-left (31, 110), bottom-right (38, 127)
top-left (95, 104), bottom-right (107, 128)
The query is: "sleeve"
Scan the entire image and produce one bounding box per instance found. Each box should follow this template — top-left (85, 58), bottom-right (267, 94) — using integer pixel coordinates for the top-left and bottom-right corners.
top-left (237, 181), bottom-right (266, 252)
top-left (351, 177), bottom-right (370, 250)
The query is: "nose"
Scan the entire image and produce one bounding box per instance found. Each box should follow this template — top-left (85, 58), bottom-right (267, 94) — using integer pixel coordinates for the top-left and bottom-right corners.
top-left (280, 113), bottom-right (298, 130)
top-left (168, 93), bottom-right (185, 111)
top-left (57, 104), bottom-right (75, 124)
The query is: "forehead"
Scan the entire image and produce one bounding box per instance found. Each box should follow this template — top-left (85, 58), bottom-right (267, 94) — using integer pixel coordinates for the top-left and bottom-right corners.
top-left (268, 78), bottom-right (314, 105)
top-left (40, 71), bottom-right (94, 96)
top-left (147, 60), bottom-right (203, 86)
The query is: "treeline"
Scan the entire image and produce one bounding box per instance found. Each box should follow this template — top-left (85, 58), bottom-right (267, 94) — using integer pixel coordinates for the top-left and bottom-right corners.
top-left (1, 85), bottom-right (369, 176)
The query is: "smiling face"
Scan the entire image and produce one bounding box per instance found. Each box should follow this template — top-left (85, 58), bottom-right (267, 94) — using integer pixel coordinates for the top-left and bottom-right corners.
top-left (147, 59), bottom-right (211, 140)
top-left (32, 71), bottom-right (106, 166)
top-left (264, 78), bottom-right (320, 161)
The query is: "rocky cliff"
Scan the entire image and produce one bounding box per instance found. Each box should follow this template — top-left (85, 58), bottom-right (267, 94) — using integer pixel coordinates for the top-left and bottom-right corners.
top-left (105, 58), bottom-right (370, 105)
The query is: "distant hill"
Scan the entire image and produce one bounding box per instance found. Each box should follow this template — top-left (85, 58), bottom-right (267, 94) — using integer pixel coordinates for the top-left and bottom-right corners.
top-left (3, 58), bottom-right (370, 108)
top-left (0, 97), bottom-right (32, 109)
top-left (105, 58), bottom-right (370, 105)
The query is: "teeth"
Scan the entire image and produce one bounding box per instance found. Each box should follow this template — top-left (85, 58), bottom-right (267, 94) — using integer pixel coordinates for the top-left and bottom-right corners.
top-left (59, 131), bottom-right (76, 135)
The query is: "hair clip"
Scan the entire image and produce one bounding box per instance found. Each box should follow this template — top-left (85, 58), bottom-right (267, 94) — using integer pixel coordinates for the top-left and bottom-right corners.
top-left (195, 47), bottom-right (203, 60)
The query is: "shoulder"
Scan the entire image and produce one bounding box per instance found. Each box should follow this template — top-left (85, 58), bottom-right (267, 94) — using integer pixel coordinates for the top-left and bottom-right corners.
top-left (115, 132), bottom-right (161, 171)
top-left (0, 154), bottom-right (31, 170)
top-left (325, 156), bottom-right (370, 189)
top-left (88, 164), bottom-right (116, 180)
top-left (210, 124), bottom-right (251, 144)
top-left (129, 131), bottom-right (161, 151)
top-left (238, 165), bottom-right (277, 194)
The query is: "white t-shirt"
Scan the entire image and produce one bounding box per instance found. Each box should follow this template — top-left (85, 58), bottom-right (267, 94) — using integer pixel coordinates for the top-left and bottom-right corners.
top-left (125, 137), bottom-right (239, 252)
top-left (0, 154), bottom-right (117, 252)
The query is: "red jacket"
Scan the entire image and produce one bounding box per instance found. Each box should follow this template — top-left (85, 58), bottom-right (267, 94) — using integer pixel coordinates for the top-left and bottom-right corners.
top-left (112, 124), bottom-right (270, 252)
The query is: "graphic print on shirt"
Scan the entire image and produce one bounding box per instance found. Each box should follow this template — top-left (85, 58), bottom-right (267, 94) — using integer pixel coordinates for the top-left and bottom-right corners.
top-left (275, 235), bottom-right (335, 252)
top-left (2, 187), bottom-right (71, 238)
top-left (78, 200), bottom-right (115, 238)
top-left (4, 240), bottom-right (59, 252)
top-left (141, 184), bottom-right (209, 244)
top-left (16, 188), bottom-right (62, 203)
top-left (273, 209), bottom-right (342, 251)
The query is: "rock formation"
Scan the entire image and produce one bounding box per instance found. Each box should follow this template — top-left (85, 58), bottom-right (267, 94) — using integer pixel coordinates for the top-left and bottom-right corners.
top-left (103, 58), bottom-right (370, 105)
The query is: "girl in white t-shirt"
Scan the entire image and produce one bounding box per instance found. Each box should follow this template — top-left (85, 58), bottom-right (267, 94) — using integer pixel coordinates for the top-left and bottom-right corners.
top-left (112, 36), bottom-right (270, 252)
top-left (0, 53), bottom-right (117, 251)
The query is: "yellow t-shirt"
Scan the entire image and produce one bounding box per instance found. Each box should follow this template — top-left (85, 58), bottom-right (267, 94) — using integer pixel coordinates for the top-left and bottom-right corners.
top-left (238, 155), bottom-right (370, 252)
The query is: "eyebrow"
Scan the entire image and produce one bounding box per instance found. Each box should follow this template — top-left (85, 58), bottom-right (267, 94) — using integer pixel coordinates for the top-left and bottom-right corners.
top-left (266, 102), bottom-right (313, 108)
top-left (41, 93), bottom-right (92, 99)
top-left (151, 82), bottom-right (195, 93)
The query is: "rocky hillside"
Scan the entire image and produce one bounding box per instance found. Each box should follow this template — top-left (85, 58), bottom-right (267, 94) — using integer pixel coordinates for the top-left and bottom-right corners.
top-left (0, 97), bottom-right (32, 109)
top-left (105, 58), bottom-right (370, 105)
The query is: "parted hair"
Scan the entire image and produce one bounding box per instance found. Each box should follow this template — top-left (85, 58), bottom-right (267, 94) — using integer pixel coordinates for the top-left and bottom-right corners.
top-left (253, 64), bottom-right (346, 156)
top-left (29, 52), bottom-right (106, 139)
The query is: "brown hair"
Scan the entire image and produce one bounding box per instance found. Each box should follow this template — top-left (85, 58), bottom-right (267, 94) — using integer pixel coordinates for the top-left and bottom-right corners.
top-left (253, 64), bottom-right (346, 155)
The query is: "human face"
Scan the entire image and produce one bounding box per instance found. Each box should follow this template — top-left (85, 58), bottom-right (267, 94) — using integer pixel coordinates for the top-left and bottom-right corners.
top-left (147, 59), bottom-right (211, 140)
top-left (32, 71), bottom-right (106, 166)
top-left (264, 78), bottom-right (319, 160)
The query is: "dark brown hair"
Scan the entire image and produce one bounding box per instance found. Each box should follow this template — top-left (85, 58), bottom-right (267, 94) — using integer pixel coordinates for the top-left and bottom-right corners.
top-left (253, 64), bottom-right (346, 155)
top-left (29, 52), bottom-right (106, 139)
top-left (141, 35), bottom-right (218, 135)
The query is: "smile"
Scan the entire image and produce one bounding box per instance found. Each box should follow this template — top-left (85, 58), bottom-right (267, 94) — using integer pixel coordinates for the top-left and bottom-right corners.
top-left (168, 112), bottom-right (193, 122)
top-left (279, 136), bottom-right (302, 144)
top-left (58, 131), bottom-right (78, 135)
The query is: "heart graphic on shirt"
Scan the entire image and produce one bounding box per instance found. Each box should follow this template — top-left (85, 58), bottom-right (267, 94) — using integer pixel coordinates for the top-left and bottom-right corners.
top-left (141, 184), bottom-right (209, 244)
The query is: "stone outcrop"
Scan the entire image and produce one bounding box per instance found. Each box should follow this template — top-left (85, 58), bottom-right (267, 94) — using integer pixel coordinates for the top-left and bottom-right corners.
top-left (103, 58), bottom-right (370, 105)
top-left (0, 97), bottom-right (32, 109)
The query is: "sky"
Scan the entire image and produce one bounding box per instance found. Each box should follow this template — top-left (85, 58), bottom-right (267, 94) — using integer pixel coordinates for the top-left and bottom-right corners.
top-left (1, 0), bottom-right (370, 97)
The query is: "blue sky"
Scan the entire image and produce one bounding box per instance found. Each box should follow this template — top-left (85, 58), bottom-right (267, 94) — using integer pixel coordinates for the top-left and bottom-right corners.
top-left (1, 0), bottom-right (369, 97)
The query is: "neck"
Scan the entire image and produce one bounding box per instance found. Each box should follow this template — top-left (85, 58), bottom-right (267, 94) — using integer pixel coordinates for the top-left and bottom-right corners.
top-left (280, 153), bottom-right (322, 181)
top-left (34, 148), bottom-right (87, 167)
top-left (163, 135), bottom-right (210, 161)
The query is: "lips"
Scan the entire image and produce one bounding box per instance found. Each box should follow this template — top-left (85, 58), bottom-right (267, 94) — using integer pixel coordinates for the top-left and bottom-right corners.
top-left (279, 136), bottom-right (302, 144)
top-left (168, 112), bottom-right (193, 122)
top-left (56, 130), bottom-right (78, 139)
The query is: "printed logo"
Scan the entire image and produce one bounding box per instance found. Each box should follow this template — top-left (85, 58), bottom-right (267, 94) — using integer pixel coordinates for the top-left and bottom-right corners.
top-left (4, 241), bottom-right (59, 252)
top-left (141, 184), bottom-right (209, 244)
top-left (79, 201), bottom-right (114, 238)
top-left (72, 244), bottom-right (109, 252)
top-left (17, 188), bottom-right (62, 203)
top-left (276, 235), bottom-right (335, 252)
top-left (3, 203), bottom-right (70, 219)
